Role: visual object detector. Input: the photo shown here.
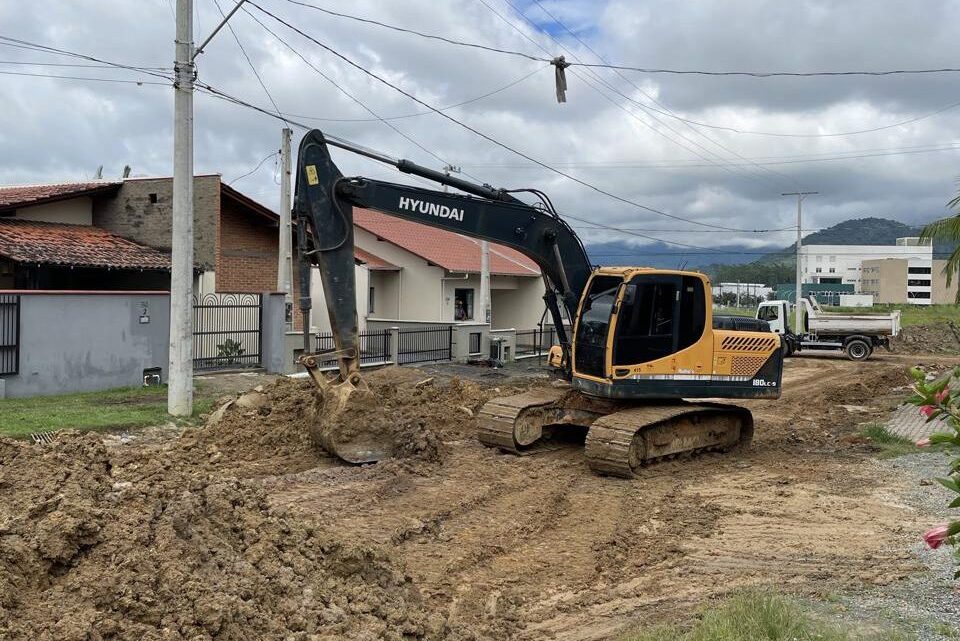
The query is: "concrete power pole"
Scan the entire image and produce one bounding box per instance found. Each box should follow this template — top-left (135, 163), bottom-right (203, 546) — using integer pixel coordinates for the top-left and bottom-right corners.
top-left (168, 0), bottom-right (195, 416)
top-left (782, 191), bottom-right (817, 334)
top-left (279, 127), bottom-right (293, 328)
top-left (168, 0), bottom-right (245, 416)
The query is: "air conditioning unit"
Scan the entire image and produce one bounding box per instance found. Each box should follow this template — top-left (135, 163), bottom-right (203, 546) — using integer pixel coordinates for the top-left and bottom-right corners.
top-left (489, 336), bottom-right (506, 367)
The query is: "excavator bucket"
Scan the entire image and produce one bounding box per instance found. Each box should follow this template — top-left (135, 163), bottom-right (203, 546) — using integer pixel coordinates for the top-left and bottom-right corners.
top-left (299, 354), bottom-right (394, 464)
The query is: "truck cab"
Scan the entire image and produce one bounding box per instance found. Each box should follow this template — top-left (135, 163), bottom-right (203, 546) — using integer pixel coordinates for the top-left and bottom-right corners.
top-left (755, 297), bottom-right (899, 361)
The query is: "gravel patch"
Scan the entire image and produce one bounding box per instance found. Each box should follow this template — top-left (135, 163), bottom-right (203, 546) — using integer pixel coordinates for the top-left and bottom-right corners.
top-left (835, 452), bottom-right (960, 640)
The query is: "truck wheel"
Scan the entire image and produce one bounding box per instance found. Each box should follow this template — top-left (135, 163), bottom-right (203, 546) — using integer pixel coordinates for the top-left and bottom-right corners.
top-left (844, 339), bottom-right (871, 361)
top-left (781, 338), bottom-right (793, 358)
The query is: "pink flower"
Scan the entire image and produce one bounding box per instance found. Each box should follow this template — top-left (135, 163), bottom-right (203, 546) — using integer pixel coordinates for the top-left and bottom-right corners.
top-left (936, 389), bottom-right (950, 404)
top-left (916, 437), bottom-right (931, 447)
top-left (920, 405), bottom-right (937, 418)
top-left (923, 524), bottom-right (950, 549)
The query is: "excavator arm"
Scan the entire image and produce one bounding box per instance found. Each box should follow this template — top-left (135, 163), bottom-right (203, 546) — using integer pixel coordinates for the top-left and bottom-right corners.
top-left (293, 129), bottom-right (592, 383)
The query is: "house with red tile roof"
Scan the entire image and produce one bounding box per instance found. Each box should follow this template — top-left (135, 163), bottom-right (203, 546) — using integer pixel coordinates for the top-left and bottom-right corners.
top-left (348, 208), bottom-right (546, 330)
top-left (0, 177), bottom-right (309, 325)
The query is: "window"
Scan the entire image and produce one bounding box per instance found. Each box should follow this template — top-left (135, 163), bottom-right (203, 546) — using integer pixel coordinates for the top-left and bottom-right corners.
top-left (454, 288), bottom-right (474, 321)
top-left (368, 286), bottom-right (375, 313)
top-left (574, 275), bottom-right (620, 377)
top-left (909, 267), bottom-right (932, 275)
top-left (757, 305), bottom-right (779, 322)
top-left (815, 267), bottom-right (822, 273)
top-left (829, 268), bottom-right (836, 273)
top-left (148, 193), bottom-right (158, 204)
top-left (829, 255), bottom-right (836, 263)
top-left (907, 279), bottom-right (931, 287)
top-left (816, 255), bottom-right (822, 263)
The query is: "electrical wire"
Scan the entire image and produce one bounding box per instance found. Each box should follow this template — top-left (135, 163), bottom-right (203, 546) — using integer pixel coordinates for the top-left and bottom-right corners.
top-left (0, 69), bottom-right (171, 85)
top-left (272, 0), bottom-right (960, 78)
top-left (525, 0), bottom-right (796, 189)
top-left (278, 66), bottom-right (546, 122)
top-left (229, 150), bottom-right (280, 184)
top-left (0, 59), bottom-right (171, 70)
top-left (242, 7), bottom-right (461, 171)
top-left (0, 36), bottom-right (173, 81)
top-left (244, 0), bottom-right (765, 234)
top-left (211, 0), bottom-right (288, 125)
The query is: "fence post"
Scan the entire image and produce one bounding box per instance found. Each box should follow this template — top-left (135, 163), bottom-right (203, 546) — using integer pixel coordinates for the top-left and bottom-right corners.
top-left (388, 326), bottom-right (400, 364)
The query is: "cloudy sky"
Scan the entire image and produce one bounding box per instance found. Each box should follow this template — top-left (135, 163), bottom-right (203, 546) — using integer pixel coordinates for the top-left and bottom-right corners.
top-left (2, 0), bottom-right (959, 255)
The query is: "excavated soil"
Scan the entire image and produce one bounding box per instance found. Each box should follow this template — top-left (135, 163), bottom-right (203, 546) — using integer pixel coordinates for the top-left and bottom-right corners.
top-left (0, 357), bottom-right (948, 640)
top-left (890, 322), bottom-right (960, 354)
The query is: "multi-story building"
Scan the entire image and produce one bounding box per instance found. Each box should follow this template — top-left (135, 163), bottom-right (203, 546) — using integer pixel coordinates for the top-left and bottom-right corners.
top-left (799, 237), bottom-right (933, 294)
top-left (861, 258), bottom-right (958, 304)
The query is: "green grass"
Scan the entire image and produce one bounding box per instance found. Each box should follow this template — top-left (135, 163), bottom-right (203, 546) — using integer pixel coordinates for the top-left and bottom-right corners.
top-left (859, 423), bottom-right (923, 458)
top-left (832, 303), bottom-right (960, 327)
top-left (0, 385), bottom-right (215, 439)
top-left (618, 591), bottom-right (906, 641)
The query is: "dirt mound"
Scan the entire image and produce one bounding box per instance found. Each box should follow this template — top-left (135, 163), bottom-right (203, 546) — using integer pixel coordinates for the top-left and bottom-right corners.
top-left (308, 367), bottom-right (527, 464)
top-left (891, 322), bottom-right (960, 354)
top-left (0, 432), bottom-right (444, 641)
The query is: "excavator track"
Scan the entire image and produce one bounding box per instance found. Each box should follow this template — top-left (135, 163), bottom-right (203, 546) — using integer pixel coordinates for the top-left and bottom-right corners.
top-left (584, 403), bottom-right (754, 478)
top-left (477, 388), bottom-right (570, 454)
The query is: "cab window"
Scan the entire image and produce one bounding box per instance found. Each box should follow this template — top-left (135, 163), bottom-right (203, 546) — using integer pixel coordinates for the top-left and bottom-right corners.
top-left (757, 305), bottom-right (779, 322)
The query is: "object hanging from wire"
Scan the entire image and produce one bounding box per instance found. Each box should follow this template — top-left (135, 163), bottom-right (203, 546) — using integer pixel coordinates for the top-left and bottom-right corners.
top-left (552, 56), bottom-right (570, 102)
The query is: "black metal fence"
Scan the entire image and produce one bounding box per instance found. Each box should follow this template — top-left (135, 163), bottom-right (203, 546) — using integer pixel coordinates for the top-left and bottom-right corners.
top-left (398, 326), bottom-right (453, 364)
top-left (515, 326), bottom-right (559, 358)
top-left (0, 294), bottom-right (19, 375)
top-left (314, 329), bottom-right (392, 368)
top-left (193, 293), bottom-right (263, 371)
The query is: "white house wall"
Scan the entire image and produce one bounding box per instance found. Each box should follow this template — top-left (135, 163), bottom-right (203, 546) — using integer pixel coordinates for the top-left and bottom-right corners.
top-left (309, 264), bottom-right (369, 333)
top-left (490, 276), bottom-right (548, 329)
top-left (354, 226), bottom-right (444, 321)
top-left (13, 196), bottom-right (93, 225)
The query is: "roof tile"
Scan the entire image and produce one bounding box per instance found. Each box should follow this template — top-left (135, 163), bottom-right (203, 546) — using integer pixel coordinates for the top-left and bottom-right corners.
top-left (0, 181), bottom-right (121, 211)
top-left (0, 219), bottom-right (170, 270)
top-left (353, 209), bottom-right (540, 277)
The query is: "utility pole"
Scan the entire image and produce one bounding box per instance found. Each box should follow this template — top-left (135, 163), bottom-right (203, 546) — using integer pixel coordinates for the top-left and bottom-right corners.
top-left (442, 164), bottom-right (489, 323)
top-left (279, 127), bottom-right (293, 328)
top-left (168, 0), bottom-right (195, 416)
top-left (169, 0), bottom-right (245, 416)
top-left (782, 191), bottom-right (817, 334)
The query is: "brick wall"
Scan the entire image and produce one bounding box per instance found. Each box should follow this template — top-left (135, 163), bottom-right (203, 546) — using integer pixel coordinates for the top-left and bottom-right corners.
top-left (216, 198), bottom-right (302, 328)
top-left (93, 176), bottom-right (220, 270)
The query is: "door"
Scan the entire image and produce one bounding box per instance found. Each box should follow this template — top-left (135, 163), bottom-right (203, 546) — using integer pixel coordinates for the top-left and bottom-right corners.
top-left (757, 303), bottom-right (784, 334)
top-left (573, 275), bottom-right (621, 378)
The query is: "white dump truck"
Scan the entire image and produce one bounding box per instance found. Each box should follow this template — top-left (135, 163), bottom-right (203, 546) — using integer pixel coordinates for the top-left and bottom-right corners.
top-left (755, 296), bottom-right (901, 361)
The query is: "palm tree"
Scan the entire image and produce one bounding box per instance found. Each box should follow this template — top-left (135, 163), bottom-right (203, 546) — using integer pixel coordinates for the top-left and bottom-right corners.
top-left (920, 189), bottom-right (960, 303)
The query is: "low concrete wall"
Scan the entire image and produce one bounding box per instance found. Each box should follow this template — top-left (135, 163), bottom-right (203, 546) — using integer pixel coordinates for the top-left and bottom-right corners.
top-left (259, 293), bottom-right (287, 374)
top-left (0, 291), bottom-right (170, 399)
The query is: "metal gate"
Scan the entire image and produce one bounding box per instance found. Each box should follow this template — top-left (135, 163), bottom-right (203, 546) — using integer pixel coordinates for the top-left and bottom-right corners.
top-left (0, 294), bottom-right (19, 375)
top-left (193, 293), bottom-right (262, 371)
top-left (398, 326), bottom-right (452, 364)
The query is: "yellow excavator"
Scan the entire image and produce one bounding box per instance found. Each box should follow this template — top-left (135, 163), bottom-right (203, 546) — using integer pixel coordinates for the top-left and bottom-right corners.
top-left (293, 130), bottom-right (783, 477)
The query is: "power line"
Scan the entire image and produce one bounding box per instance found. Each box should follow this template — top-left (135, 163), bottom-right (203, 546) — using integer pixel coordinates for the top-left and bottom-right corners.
top-left (0, 69), bottom-right (171, 85)
top-left (244, 1), bottom-right (760, 233)
top-left (212, 0), bottom-right (287, 125)
top-left (229, 150), bottom-right (280, 184)
top-left (0, 59), bottom-right (171, 70)
top-left (0, 36), bottom-right (173, 81)
top-left (463, 142), bottom-right (960, 168)
top-left (525, 0), bottom-right (796, 190)
top-left (278, 66), bottom-right (545, 122)
top-left (270, 0), bottom-right (960, 78)
top-left (241, 7), bottom-right (459, 171)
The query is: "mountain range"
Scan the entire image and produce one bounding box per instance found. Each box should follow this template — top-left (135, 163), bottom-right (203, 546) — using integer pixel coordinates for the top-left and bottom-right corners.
top-left (585, 217), bottom-right (954, 281)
